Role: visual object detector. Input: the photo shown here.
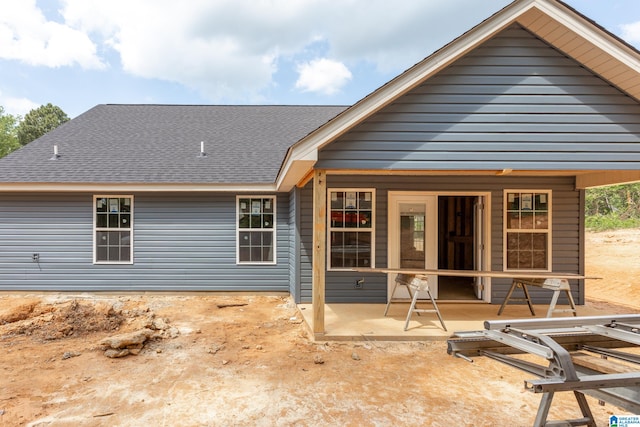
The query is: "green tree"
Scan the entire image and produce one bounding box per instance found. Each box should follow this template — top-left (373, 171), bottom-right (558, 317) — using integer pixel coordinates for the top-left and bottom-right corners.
top-left (16, 103), bottom-right (69, 146)
top-left (585, 183), bottom-right (640, 230)
top-left (0, 106), bottom-right (20, 158)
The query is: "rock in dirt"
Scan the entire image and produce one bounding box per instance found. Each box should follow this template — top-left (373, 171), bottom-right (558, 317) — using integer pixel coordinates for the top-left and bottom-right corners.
top-left (62, 351), bottom-right (80, 360)
top-left (100, 328), bottom-right (154, 350)
top-left (104, 348), bottom-right (133, 359)
top-left (100, 329), bottom-right (156, 357)
top-left (0, 300), bottom-right (39, 324)
top-left (313, 355), bottom-right (324, 364)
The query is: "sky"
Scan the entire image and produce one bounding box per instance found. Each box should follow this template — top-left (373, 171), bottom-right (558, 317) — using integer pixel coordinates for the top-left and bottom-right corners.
top-left (2, 0), bottom-right (640, 118)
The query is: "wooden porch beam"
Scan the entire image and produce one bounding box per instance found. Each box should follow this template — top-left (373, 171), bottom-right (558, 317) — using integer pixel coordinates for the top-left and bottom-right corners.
top-left (576, 171), bottom-right (640, 189)
top-left (296, 169), bottom-right (315, 188)
top-left (312, 168), bottom-right (327, 337)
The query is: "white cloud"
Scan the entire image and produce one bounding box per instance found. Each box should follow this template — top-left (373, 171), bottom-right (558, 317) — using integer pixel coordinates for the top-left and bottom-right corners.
top-left (295, 58), bottom-right (352, 95)
top-left (0, 0), bottom-right (104, 69)
top-left (1, 0), bottom-right (510, 102)
top-left (58, 0), bottom-right (509, 101)
top-left (0, 93), bottom-right (40, 117)
top-left (621, 21), bottom-right (640, 44)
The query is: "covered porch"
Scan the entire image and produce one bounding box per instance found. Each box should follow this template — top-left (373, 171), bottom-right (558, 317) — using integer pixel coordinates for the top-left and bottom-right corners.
top-left (298, 300), bottom-right (632, 341)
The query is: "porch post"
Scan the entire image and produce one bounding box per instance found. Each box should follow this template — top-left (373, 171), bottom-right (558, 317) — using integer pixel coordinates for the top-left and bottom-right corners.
top-left (312, 168), bottom-right (326, 336)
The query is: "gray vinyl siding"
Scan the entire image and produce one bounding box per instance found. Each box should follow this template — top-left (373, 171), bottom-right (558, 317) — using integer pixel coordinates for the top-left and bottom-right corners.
top-left (316, 25), bottom-right (640, 171)
top-left (296, 175), bottom-right (583, 304)
top-left (289, 187), bottom-right (301, 301)
top-left (0, 192), bottom-right (290, 291)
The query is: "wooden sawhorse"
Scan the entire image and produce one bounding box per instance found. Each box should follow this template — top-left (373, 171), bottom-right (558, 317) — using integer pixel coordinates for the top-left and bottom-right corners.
top-left (497, 277), bottom-right (577, 318)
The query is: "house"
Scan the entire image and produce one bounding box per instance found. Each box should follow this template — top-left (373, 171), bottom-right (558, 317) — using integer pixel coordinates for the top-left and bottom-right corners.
top-left (2, 0), bottom-right (640, 337)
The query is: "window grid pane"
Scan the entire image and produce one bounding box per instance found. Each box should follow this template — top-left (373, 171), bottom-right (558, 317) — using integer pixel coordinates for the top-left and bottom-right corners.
top-left (96, 230), bottom-right (131, 262)
top-left (239, 230), bottom-right (274, 263)
top-left (506, 232), bottom-right (548, 269)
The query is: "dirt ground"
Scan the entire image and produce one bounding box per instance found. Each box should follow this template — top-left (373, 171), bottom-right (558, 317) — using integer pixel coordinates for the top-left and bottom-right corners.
top-left (1, 230), bottom-right (639, 426)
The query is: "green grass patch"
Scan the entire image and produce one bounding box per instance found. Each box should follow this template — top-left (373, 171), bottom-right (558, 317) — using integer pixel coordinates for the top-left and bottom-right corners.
top-left (585, 214), bottom-right (640, 231)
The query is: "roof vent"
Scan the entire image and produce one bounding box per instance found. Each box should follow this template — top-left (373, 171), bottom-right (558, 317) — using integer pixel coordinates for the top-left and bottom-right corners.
top-left (50, 144), bottom-right (61, 160)
top-left (198, 141), bottom-right (207, 158)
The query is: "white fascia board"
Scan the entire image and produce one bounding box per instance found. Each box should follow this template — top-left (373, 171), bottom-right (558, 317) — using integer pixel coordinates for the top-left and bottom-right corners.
top-left (533, 0), bottom-right (640, 72)
top-left (276, 0), bottom-right (537, 190)
top-left (0, 182), bottom-right (278, 193)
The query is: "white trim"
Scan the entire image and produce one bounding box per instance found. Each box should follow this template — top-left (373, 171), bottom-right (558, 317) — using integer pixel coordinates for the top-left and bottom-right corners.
top-left (503, 189), bottom-right (552, 272)
top-left (93, 195), bottom-right (134, 265)
top-left (235, 195), bottom-right (277, 265)
top-left (327, 188), bottom-right (376, 271)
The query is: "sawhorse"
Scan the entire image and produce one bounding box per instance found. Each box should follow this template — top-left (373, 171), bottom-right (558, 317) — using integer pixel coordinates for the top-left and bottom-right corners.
top-left (497, 277), bottom-right (578, 317)
top-left (384, 273), bottom-right (447, 331)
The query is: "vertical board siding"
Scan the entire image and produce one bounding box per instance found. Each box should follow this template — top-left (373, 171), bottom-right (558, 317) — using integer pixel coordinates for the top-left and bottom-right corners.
top-left (296, 175), bottom-right (581, 304)
top-left (0, 192), bottom-right (290, 291)
top-left (316, 25), bottom-right (640, 171)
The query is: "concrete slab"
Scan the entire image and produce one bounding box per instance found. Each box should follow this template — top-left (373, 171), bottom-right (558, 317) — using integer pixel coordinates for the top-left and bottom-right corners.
top-left (298, 301), bottom-right (622, 341)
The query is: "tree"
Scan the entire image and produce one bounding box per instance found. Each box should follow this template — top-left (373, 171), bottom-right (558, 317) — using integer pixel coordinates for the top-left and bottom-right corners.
top-left (0, 106), bottom-right (20, 158)
top-left (16, 103), bottom-right (69, 146)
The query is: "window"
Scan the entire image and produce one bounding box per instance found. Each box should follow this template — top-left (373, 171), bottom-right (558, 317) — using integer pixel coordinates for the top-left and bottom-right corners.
top-left (329, 189), bottom-right (374, 269)
top-left (237, 196), bottom-right (276, 264)
top-left (504, 190), bottom-right (551, 270)
top-left (94, 196), bottom-right (133, 263)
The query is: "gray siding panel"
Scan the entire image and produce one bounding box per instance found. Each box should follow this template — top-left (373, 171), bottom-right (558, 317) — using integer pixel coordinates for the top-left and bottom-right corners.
top-left (0, 193), bottom-right (290, 291)
top-left (316, 25), bottom-right (640, 171)
top-left (289, 187), bottom-right (301, 302)
top-left (298, 175), bottom-right (582, 304)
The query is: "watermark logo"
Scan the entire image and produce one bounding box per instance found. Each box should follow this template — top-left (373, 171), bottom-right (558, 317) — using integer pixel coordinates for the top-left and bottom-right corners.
top-left (611, 415), bottom-right (640, 427)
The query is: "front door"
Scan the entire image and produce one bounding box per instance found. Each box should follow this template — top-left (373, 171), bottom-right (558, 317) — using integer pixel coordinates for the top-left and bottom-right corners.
top-left (388, 193), bottom-right (438, 298)
top-left (388, 191), bottom-right (490, 302)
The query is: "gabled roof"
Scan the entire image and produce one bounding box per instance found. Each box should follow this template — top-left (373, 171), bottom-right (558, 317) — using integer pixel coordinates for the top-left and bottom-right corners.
top-left (0, 104), bottom-right (346, 191)
top-left (277, 0), bottom-right (640, 189)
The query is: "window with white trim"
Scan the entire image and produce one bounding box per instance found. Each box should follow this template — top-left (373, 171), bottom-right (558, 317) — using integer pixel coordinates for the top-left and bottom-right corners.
top-left (329, 189), bottom-right (374, 269)
top-left (94, 196), bottom-right (133, 263)
top-left (504, 190), bottom-right (551, 270)
top-left (237, 196), bottom-right (276, 264)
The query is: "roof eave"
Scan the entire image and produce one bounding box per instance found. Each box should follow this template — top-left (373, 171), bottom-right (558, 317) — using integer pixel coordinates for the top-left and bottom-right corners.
top-left (0, 182), bottom-right (278, 193)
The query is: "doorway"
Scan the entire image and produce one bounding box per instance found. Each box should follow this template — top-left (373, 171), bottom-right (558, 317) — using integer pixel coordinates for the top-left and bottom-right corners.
top-left (388, 192), bottom-right (490, 302)
top-left (437, 196), bottom-right (478, 300)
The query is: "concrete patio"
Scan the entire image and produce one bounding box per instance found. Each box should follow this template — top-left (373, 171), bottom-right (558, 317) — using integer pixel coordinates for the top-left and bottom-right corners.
top-left (298, 300), bottom-right (631, 341)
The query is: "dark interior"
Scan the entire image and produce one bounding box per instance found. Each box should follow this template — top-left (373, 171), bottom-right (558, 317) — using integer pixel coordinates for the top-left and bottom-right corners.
top-left (438, 196), bottom-right (477, 300)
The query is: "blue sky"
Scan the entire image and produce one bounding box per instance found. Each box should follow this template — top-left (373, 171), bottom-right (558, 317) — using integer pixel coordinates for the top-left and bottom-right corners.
top-left (2, 0), bottom-right (640, 118)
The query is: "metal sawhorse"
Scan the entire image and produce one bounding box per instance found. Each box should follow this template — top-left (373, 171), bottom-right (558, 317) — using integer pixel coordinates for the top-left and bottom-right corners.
top-left (384, 273), bottom-right (447, 331)
top-left (497, 277), bottom-right (578, 318)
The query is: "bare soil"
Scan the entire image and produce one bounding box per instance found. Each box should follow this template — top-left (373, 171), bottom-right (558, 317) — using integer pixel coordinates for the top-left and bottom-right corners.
top-left (1, 230), bottom-right (639, 426)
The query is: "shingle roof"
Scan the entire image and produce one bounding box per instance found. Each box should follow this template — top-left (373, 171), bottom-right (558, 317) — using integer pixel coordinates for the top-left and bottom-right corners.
top-left (0, 104), bottom-right (347, 185)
